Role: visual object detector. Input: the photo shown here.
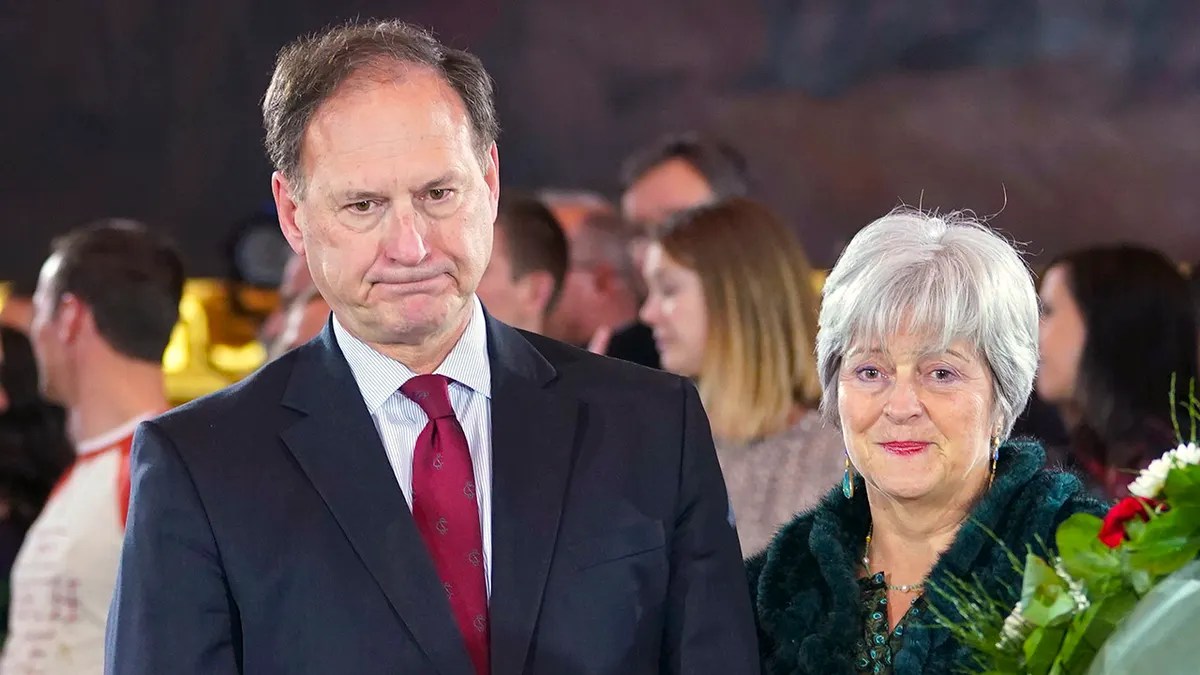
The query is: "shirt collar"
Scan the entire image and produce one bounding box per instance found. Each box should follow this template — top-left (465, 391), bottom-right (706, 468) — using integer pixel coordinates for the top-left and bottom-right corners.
top-left (333, 295), bottom-right (492, 414)
top-left (76, 411), bottom-right (159, 455)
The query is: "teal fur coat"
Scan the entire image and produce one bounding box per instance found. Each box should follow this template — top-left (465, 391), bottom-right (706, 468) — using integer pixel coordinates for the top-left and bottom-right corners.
top-left (746, 440), bottom-right (1108, 674)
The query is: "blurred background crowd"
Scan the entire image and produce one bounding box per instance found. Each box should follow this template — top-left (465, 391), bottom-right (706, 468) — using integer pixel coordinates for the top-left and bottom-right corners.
top-left (1, 0), bottom-right (1200, 661)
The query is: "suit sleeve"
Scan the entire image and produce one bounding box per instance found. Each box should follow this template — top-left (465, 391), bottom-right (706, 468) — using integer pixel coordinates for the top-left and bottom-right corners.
top-left (662, 379), bottom-right (762, 674)
top-left (105, 420), bottom-right (240, 675)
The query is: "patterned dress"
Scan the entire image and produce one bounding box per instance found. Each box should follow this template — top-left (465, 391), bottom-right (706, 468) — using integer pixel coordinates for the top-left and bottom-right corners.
top-left (853, 573), bottom-right (925, 674)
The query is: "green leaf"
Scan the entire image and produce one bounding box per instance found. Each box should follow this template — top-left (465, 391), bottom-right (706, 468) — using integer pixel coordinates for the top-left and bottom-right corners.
top-left (1124, 518), bottom-right (1148, 542)
top-left (1168, 469), bottom-right (1200, 513)
top-left (1167, 504), bottom-right (1200, 538)
top-left (1024, 624), bottom-right (1067, 670)
top-left (1165, 467), bottom-right (1200, 503)
top-left (1127, 566), bottom-right (1154, 595)
top-left (1056, 590), bottom-right (1140, 673)
top-left (1021, 555), bottom-right (1078, 627)
top-left (1125, 514), bottom-right (1200, 576)
top-left (1056, 513), bottom-right (1121, 582)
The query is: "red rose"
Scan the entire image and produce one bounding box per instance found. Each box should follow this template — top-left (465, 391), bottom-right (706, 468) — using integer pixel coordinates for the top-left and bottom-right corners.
top-left (1098, 497), bottom-right (1161, 548)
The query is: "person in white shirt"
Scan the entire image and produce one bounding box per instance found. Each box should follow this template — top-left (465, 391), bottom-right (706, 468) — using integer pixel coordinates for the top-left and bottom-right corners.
top-left (1, 219), bottom-right (183, 674)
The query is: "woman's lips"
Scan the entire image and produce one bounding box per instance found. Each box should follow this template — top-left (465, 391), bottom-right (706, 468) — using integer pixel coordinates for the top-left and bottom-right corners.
top-left (881, 441), bottom-right (930, 456)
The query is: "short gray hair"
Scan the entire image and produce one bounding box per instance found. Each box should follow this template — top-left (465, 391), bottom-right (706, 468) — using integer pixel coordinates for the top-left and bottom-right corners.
top-left (816, 208), bottom-right (1039, 438)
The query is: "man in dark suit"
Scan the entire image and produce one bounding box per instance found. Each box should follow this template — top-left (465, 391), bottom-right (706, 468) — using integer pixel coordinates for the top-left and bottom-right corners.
top-left (105, 19), bottom-right (758, 675)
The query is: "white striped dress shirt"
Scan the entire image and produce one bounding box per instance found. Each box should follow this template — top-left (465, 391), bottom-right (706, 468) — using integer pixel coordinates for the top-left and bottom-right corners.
top-left (333, 296), bottom-right (493, 595)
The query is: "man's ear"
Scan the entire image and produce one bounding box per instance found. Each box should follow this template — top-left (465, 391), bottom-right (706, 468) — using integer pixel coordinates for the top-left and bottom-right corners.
top-left (273, 171), bottom-right (306, 256)
top-left (54, 293), bottom-right (88, 346)
top-left (519, 270), bottom-right (557, 319)
top-left (483, 142), bottom-right (500, 212)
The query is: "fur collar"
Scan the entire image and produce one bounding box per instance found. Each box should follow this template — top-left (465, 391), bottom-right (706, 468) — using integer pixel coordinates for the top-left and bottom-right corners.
top-left (747, 439), bottom-right (1107, 674)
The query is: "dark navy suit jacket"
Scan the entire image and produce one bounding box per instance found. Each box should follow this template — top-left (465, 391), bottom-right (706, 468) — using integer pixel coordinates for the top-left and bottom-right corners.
top-left (104, 315), bottom-right (759, 674)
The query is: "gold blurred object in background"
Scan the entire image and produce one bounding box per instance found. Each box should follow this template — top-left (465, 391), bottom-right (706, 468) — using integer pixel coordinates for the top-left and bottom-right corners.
top-left (810, 269), bottom-right (826, 294)
top-left (163, 279), bottom-right (273, 404)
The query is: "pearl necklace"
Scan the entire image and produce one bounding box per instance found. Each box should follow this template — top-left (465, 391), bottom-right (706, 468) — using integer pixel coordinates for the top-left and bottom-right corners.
top-left (862, 526), bottom-right (926, 593)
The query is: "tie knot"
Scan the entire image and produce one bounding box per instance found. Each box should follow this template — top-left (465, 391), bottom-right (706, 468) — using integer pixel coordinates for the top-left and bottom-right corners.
top-left (400, 374), bottom-right (456, 420)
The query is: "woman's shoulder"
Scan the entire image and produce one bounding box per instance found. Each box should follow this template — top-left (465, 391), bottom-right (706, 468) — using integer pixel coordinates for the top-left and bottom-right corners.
top-left (751, 493), bottom-right (846, 584)
top-left (720, 411), bottom-right (844, 481)
top-left (1025, 464), bottom-right (1110, 525)
top-left (1011, 438), bottom-right (1106, 507)
top-left (734, 410), bottom-right (841, 451)
top-left (989, 441), bottom-right (1109, 545)
top-left (766, 412), bottom-right (844, 472)
top-left (748, 491), bottom-right (867, 673)
top-left (748, 504), bottom-right (820, 581)
top-left (751, 486), bottom-right (870, 599)
top-left (930, 441), bottom-right (1107, 588)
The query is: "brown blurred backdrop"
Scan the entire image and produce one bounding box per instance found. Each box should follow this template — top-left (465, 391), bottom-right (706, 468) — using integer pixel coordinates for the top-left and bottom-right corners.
top-left (2, 0), bottom-right (1198, 287)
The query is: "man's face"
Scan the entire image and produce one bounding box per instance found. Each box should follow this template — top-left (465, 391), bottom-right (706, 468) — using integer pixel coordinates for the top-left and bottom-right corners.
top-left (621, 158), bottom-right (715, 233)
top-left (545, 263), bottom-right (602, 345)
top-left (475, 226), bottom-right (546, 333)
top-left (620, 157), bottom-right (715, 271)
top-left (543, 200), bottom-right (617, 345)
top-left (273, 66), bottom-right (499, 350)
top-left (476, 226), bottom-right (521, 326)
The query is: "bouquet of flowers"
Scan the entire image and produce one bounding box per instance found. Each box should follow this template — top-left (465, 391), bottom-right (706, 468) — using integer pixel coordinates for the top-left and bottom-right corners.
top-left (932, 379), bottom-right (1200, 674)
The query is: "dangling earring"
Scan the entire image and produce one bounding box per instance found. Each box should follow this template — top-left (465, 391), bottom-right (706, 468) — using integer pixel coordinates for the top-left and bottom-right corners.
top-left (842, 455), bottom-right (856, 499)
top-left (988, 435), bottom-right (1000, 489)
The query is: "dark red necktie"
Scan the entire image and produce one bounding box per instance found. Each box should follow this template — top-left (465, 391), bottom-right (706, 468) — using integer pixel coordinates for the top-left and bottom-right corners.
top-left (401, 374), bottom-right (489, 675)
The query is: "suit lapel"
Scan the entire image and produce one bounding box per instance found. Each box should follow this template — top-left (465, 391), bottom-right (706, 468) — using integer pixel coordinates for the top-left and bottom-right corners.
top-left (280, 326), bottom-right (475, 675)
top-left (485, 318), bottom-right (580, 675)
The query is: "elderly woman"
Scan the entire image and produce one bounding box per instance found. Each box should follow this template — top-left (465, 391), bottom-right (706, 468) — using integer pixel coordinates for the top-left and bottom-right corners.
top-left (747, 209), bottom-right (1107, 674)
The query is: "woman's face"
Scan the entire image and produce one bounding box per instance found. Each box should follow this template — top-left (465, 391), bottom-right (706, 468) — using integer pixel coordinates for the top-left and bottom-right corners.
top-left (1036, 264), bottom-right (1086, 406)
top-left (639, 242), bottom-right (707, 377)
top-left (838, 331), bottom-right (997, 503)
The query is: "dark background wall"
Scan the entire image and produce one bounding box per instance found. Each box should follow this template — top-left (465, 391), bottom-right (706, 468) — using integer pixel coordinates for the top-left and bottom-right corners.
top-left (3, 0), bottom-right (1199, 287)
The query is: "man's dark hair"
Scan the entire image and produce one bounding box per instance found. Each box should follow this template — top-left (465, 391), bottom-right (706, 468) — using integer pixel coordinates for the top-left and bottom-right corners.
top-left (496, 195), bottom-right (568, 314)
top-left (619, 131), bottom-right (749, 199)
top-left (263, 19), bottom-right (498, 194)
top-left (47, 219), bottom-right (185, 363)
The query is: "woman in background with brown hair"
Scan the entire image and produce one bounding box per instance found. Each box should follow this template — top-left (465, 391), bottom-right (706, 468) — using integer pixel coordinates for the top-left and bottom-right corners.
top-left (1036, 245), bottom-right (1198, 500)
top-left (640, 197), bottom-right (843, 555)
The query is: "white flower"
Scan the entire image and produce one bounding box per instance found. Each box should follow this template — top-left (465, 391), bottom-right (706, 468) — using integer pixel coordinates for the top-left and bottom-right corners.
top-left (1054, 557), bottom-right (1091, 612)
top-left (996, 601), bottom-right (1030, 652)
top-left (1129, 456), bottom-right (1173, 499)
top-left (1172, 442), bottom-right (1200, 467)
